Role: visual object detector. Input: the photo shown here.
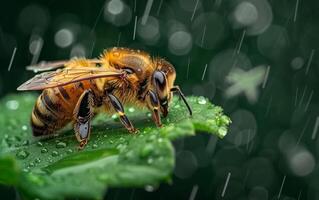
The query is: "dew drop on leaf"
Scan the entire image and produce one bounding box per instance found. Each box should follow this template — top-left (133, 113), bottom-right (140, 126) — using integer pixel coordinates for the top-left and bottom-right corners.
top-left (21, 125), bottom-right (28, 131)
top-left (197, 96), bottom-right (207, 105)
top-left (16, 150), bottom-right (30, 159)
top-left (128, 107), bottom-right (135, 113)
top-left (140, 144), bottom-right (154, 158)
top-left (51, 151), bottom-right (59, 157)
top-left (56, 142), bottom-right (67, 148)
top-left (41, 148), bottom-right (48, 153)
top-left (218, 127), bottom-right (227, 137)
top-left (37, 142), bottom-right (43, 147)
top-left (29, 162), bottom-right (35, 167)
top-left (6, 100), bottom-right (19, 110)
top-left (22, 140), bottom-right (29, 146)
top-left (35, 158), bottom-right (41, 163)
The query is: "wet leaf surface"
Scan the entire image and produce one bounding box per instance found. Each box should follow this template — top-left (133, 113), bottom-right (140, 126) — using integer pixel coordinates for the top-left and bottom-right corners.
top-left (0, 93), bottom-right (230, 199)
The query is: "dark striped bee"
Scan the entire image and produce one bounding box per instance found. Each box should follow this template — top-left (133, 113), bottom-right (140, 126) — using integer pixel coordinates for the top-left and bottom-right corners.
top-left (18, 47), bottom-right (192, 149)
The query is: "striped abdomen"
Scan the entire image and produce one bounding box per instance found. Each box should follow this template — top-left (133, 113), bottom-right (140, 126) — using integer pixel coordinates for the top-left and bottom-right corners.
top-left (31, 81), bottom-right (93, 137)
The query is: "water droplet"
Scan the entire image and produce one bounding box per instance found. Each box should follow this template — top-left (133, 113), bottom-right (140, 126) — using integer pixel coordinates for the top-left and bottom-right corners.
top-left (147, 113), bottom-right (152, 117)
top-left (35, 158), bottom-right (41, 163)
top-left (67, 149), bottom-right (73, 154)
top-left (147, 158), bottom-right (154, 164)
top-left (140, 145), bottom-right (154, 158)
top-left (144, 185), bottom-right (156, 192)
top-left (111, 114), bottom-right (118, 121)
top-left (128, 107), bottom-right (135, 113)
top-left (197, 96), bottom-right (207, 105)
top-left (109, 140), bottom-right (114, 144)
top-left (21, 125), bottom-right (28, 131)
top-left (37, 142), bottom-right (43, 147)
top-left (218, 127), bottom-right (227, 137)
top-left (22, 168), bottom-right (29, 173)
top-left (29, 162), bottom-right (35, 167)
top-left (6, 100), bottom-right (19, 110)
top-left (16, 150), bottom-right (29, 159)
top-left (92, 144), bottom-right (98, 149)
top-left (51, 151), bottom-right (59, 157)
top-left (56, 142), bottom-right (67, 148)
top-left (41, 148), bottom-right (48, 153)
top-left (22, 140), bottom-right (29, 146)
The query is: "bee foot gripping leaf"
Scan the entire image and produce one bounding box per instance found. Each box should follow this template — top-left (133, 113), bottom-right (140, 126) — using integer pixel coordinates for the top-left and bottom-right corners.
top-left (0, 94), bottom-right (230, 199)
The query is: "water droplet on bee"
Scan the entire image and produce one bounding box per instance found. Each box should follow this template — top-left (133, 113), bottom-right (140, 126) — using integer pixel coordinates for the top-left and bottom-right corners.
top-left (197, 96), bottom-right (207, 105)
top-left (128, 107), bottom-right (135, 113)
top-left (51, 151), bottom-right (59, 157)
top-left (41, 148), bottom-right (48, 153)
top-left (16, 150), bottom-right (29, 159)
top-left (56, 142), bottom-right (67, 148)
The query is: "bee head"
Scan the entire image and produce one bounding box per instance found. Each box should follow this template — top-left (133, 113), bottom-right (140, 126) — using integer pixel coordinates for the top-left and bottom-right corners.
top-left (152, 58), bottom-right (176, 117)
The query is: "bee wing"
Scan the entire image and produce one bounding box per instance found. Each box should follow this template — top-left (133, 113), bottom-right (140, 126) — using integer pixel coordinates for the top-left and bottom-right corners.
top-left (17, 67), bottom-right (123, 91)
top-left (26, 59), bottom-right (101, 72)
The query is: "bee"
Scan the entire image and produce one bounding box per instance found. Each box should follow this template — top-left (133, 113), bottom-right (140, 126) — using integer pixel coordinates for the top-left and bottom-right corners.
top-left (18, 47), bottom-right (192, 149)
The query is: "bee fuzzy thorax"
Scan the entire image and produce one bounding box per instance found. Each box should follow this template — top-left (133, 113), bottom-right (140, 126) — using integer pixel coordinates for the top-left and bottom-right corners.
top-left (18, 47), bottom-right (192, 149)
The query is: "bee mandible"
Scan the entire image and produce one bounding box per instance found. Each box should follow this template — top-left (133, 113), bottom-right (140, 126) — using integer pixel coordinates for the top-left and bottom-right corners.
top-left (18, 47), bottom-right (192, 149)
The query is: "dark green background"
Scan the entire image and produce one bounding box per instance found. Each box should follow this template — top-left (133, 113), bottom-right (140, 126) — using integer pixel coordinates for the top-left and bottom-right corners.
top-left (1, 0), bottom-right (319, 199)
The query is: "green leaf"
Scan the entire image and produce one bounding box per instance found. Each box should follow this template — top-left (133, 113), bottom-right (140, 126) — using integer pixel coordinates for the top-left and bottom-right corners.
top-left (0, 93), bottom-right (230, 199)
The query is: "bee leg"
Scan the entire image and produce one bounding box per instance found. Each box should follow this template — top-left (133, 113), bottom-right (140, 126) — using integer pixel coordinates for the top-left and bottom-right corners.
top-left (146, 90), bottom-right (162, 127)
top-left (107, 94), bottom-right (137, 133)
top-left (171, 86), bottom-right (192, 116)
top-left (73, 89), bottom-right (94, 149)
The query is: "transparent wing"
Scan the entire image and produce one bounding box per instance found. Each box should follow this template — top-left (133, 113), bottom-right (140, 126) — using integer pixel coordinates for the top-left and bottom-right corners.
top-left (26, 59), bottom-right (101, 72)
top-left (17, 67), bottom-right (123, 91)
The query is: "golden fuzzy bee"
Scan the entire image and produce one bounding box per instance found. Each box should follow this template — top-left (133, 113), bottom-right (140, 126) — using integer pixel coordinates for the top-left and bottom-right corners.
top-left (18, 47), bottom-right (192, 149)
